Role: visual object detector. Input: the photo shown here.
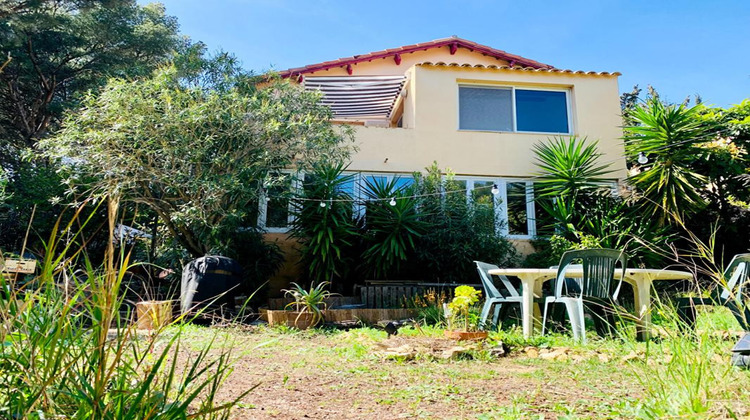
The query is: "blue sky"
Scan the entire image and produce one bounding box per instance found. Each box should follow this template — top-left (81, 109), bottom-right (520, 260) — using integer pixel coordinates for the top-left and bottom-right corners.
top-left (143, 0), bottom-right (750, 108)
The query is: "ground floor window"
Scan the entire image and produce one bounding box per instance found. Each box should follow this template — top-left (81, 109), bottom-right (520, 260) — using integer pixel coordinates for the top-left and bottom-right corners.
top-left (256, 172), bottom-right (546, 239)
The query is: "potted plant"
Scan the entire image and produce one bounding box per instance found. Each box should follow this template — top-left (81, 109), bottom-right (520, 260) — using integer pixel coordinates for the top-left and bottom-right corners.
top-left (444, 285), bottom-right (487, 341)
top-left (281, 281), bottom-right (334, 329)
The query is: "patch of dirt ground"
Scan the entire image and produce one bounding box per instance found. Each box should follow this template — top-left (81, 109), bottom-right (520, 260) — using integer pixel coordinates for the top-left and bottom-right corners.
top-left (178, 327), bottom-right (645, 419)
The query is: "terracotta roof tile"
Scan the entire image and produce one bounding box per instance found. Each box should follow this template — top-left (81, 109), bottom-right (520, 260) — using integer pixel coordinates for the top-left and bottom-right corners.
top-left (280, 37), bottom-right (555, 78)
top-left (417, 61), bottom-right (620, 76)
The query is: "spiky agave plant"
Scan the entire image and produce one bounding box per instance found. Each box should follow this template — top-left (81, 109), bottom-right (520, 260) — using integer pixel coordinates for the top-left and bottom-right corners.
top-left (283, 281), bottom-right (336, 327)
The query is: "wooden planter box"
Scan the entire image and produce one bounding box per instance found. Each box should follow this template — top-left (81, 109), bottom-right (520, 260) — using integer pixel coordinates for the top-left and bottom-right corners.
top-left (265, 308), bottom-right (416, 328)
top-left (266, 310), bottom-right (320, 330)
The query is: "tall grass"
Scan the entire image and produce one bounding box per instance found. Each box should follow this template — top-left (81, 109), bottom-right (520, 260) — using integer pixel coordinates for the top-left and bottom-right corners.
top-left (623, 223), bottom-right (750, 418)
top-left (0, 197), bottom-right (250, 418)
top-left (625, 304), bottom-right (747, 418)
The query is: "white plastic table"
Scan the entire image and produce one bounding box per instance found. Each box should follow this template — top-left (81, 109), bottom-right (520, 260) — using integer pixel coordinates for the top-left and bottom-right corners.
top-left (487, 268), bottom-right (693, 341)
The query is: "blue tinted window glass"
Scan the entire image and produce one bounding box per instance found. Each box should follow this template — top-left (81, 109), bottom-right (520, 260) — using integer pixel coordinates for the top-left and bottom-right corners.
top-left (515, 90), bottom-right (568, 133)
top-left (393, 176), bottom-right (414, 192)
top-left (336, 175), bottom-right (355, 197)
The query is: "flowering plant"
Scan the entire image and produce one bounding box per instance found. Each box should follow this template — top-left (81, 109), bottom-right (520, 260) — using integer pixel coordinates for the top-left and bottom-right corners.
top-left (446, 285), bottom-right (481, 332)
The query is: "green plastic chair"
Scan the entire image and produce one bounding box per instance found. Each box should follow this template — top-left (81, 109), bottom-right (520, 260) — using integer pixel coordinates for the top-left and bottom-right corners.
top-left (474, 261), bottom-right (523, 330)
top-left (718, 253), bottom-right (750, 331)
top-left (542, 248), bottom-right (628, 342)
top-left (677, 254), bottom-right (750, 332)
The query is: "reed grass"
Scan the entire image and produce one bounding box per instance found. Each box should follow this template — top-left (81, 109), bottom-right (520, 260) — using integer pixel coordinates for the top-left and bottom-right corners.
top-left (0, 197), bottom-right (250, 419)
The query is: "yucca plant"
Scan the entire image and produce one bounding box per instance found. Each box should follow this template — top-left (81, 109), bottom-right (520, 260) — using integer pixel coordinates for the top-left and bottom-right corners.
top-left (533, 136), bottom-right (613, 201)
top-left (624, 98), bottom-right (710, 225)
top-left (360, 177), bottom-right (425, 279)
top-left (533, 136), bottom-right (614, 235)
top-left (289, 163), bottom-right (358, 285)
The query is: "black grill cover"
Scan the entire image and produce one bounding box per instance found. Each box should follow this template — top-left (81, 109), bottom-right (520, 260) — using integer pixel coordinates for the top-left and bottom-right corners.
top-left (180, 256), bottom-right (243, 314)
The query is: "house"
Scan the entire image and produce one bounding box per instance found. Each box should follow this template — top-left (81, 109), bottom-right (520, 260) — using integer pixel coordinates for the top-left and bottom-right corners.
top-left (262, 37), bottom-right (626, 292)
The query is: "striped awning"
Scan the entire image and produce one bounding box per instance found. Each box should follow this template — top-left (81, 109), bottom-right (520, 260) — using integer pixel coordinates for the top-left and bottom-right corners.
top-left (304, 75), bottom-right (406, 120)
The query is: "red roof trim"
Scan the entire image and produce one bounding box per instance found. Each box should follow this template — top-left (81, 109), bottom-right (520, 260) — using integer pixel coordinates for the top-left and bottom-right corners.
top-left (279, 37), bottom-right (555, 78)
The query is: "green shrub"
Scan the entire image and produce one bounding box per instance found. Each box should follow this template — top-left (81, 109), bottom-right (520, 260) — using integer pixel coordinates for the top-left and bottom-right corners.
top-left (532, 137), bottom-right (675, 267)
top-left (409, 289), bottom-right (449, 326)
top-left (412, 163), bottom-right (518, 282)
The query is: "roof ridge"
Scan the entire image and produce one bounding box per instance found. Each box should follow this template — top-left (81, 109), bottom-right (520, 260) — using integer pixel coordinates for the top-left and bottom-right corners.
top-left (279, 37), bottom-right (555, 78)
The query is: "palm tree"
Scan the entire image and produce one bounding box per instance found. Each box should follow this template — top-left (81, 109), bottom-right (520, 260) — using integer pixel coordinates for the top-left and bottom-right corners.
top-left (624, 98), bottom-right (709, 225)
top-left (533, 136), bottom-right (613, 233)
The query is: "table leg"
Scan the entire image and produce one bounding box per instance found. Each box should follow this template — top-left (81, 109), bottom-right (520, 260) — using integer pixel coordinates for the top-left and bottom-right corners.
top-left (521, 277), bottom-right (536, 338)
top-left (634, 278), bottom-right (652, 341)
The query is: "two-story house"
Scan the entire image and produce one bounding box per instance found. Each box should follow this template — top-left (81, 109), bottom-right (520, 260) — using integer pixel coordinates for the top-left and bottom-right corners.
top-left (262, 37), bottom-right (626, 291)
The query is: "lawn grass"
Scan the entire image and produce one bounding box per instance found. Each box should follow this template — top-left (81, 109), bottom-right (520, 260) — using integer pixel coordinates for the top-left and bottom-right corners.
top-left (175, 307), bottom-right (750, 419)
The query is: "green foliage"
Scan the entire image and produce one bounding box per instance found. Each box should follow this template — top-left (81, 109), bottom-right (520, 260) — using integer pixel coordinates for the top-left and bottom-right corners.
top-left (0, 167), bottom-right (9, 204)
top-left (628, 303), bottom-right (745, 418)
top-left (290, 163), bottom-right (517, 284)
top-left (534, 136), bottom-right (613, 200)
top-left (0, 0), bottom-right (182, 263)
top-left (620, 85), bottom-right (643, 127)
top-left (0, 206), bottom-right (247, 418)
top-left (290, 163), bottom-right (358, 285)
top-left (283, 281), bottom-right (335, 326)
top-left (412, 163), bottom-right (518, 283)
top-left (416, 304), bottom-right (446, 327)
top-left (533, 136), bottom-right (614, 233)
top-left (0, 0), bottom-right (181, 161)
top-left (624, 98), bottom-right (711, 224)
top-left (360, 177), bottom-right (425, 279)
top-left (448, 285), bottom-right (481, 312)
top-left (689, 100), bottom-right (750, 259)
top-left (531, 136), bottom-right (673, 267)
top-left (212, 229), bottom-right (284, 297)
top-left (43, 62), bottom-right (353, 258)
top-left (572, 192), bottom-right (673, 266)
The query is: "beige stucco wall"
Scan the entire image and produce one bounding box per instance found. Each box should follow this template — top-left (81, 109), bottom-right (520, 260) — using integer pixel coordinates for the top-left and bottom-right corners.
top-left (348, 65), bottom-right (626, 179)
top-left (268, 47), bottom-right (625, 289)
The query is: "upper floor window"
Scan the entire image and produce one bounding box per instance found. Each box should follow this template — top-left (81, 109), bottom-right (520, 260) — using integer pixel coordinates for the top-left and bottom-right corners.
top-left (458, 86), bottom-right (570, 134)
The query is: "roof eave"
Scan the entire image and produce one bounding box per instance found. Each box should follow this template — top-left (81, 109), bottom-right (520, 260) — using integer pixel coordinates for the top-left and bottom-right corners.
top-left (279, 37), bottom-right (555, 79)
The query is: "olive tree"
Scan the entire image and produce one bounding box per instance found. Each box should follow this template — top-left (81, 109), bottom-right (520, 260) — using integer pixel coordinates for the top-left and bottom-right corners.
top-left (42, 66), bottom-right (353, 257)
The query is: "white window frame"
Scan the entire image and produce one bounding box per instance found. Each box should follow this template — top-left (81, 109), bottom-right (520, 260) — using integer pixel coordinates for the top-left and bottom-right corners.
top-left (457, 84), bottom-right (573, 135)
top-left (443, 176), bottom-right (537, 239)
top-left (503, 180), bottom-right (537, 239)
top-left (255, 171), bottom-right (541, 239)
top-left (257, 171), bottom-right (299, 233)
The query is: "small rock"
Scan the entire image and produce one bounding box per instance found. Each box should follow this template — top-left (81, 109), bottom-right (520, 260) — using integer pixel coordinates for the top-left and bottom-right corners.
top-left (540, 348), bottom-right (567, 360)
top-left (441, 346), bottom-right (469, 360)
top-left (555, 353), bottom-right (569, 362)
top-left (621, 351), bottom-right (642, 364)
top-left (383, 344), bottom-right (416, 360)
top-left (525, 348), bottom-right (540, 358)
